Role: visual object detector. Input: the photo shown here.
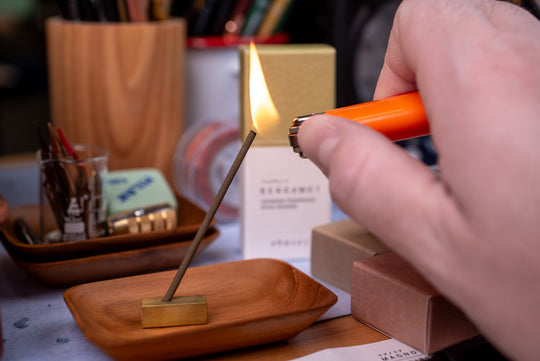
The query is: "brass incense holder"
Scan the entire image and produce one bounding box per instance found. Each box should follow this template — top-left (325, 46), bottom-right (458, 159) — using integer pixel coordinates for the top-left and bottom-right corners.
top-left (140, 130), bottom-right (256, 328)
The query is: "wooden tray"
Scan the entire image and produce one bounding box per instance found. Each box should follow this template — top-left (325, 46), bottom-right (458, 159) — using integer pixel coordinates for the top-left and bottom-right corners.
top-left (1, 195), bottom-right (207, 262)
top-left (64, 259), bottom-right (337, 361)
top-left (2, 227), bottom-right (219, 287)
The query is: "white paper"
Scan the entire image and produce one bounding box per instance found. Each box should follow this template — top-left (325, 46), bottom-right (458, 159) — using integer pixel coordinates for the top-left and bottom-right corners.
top-left (240, 146), bottom-right (331, 260)
top-left (291, 339), bottom-right (429, 361)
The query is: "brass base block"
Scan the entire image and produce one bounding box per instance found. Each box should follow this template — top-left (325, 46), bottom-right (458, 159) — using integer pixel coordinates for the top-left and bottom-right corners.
top-left (141, 295), bottom-right (208, 328)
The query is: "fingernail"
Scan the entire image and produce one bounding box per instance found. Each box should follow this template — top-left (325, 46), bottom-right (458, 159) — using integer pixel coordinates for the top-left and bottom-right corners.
top-left (298, 115), bottom-right (339, 167)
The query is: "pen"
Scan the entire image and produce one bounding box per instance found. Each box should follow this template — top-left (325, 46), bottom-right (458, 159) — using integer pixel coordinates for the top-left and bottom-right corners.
top-left (288, 91), bottom-right (430, 158)
top-left (14, 218), bottom-right (38, 245)
top-left (151, 0), bottom-right (172, 20)
top-left (57, 127), bottom-right (79, 160)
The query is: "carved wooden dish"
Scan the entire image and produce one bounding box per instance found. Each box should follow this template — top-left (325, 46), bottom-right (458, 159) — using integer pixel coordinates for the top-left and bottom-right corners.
top-left (64, 258), bottom-right (338, 360)
top-left (3, 227), bottom-right (218, 287)
top-left (1, 195), bottom-right (207, 262)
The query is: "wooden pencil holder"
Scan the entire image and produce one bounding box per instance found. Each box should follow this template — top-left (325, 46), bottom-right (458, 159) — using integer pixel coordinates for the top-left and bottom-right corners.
top-left (46, 17), bottom-right (186, 185)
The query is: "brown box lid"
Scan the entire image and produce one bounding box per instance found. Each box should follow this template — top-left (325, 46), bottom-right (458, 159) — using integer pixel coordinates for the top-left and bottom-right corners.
top-left (351, 252), bottom-right (478, 354)
top-left (311, 219), bottom-right (388, 292)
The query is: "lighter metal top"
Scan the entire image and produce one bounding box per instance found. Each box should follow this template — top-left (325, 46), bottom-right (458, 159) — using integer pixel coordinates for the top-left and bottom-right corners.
top-left (288, 113), bottom-right (322, 158)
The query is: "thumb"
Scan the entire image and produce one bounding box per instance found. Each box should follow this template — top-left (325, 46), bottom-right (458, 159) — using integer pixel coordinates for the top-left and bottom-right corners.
top-left (298, 114), bottom-right (458, 260)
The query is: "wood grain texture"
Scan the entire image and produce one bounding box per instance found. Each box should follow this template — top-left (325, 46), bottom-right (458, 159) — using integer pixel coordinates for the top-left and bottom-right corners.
top-left (2, 227), bottom-right (218, 287)
top-left (195, 316), bottom-right (389, 361)
top-left (64, 259), bottom-right (338, 360)
top-left (46, 17), bottom-right (185, 185)
top-left (1, 195), bottom-right (208, 262)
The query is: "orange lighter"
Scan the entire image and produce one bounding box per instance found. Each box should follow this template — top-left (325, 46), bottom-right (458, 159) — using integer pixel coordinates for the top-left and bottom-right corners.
top-left (288, 91), bottom-right (430, 158)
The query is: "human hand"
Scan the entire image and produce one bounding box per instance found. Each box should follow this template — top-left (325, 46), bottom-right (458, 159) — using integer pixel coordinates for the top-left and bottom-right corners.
top-left (298, 0), bottom-right (540, 359)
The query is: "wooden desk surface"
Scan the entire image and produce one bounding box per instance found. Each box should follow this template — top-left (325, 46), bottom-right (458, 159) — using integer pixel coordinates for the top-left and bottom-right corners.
top-left (0, 160), bottom-right (384, 360)
top-left (194, 315), bottom-right (388, 360)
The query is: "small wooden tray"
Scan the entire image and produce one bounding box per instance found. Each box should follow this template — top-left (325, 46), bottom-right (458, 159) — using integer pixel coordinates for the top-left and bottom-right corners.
top-left (1, 195), bottom-right (207, 262)
top-left (2, 227), bottom-right (219, 287)
top-left (64, 259), bottom-right (337, 361)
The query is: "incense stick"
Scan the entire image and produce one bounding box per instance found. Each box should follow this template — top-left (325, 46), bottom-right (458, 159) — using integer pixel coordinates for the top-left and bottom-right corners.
top-left (162, 130), bottom-right (257, 302)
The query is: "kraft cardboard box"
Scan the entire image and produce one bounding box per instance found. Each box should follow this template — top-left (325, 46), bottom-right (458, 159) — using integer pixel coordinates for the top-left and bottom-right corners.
top-left (351, 252), bottom-right (479, 354)
top-left (238, 44), bottom-right (335, 260)
top-left (311, 219), bottom-right (388, 292)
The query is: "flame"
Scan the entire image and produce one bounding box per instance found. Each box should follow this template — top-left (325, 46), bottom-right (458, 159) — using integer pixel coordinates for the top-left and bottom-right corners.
top-left (249, 42), bottom-right (279, 134)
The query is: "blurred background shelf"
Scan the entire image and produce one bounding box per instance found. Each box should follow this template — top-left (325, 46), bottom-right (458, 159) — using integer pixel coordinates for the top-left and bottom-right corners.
top-left (0, 0), bottom-right (399, 156)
